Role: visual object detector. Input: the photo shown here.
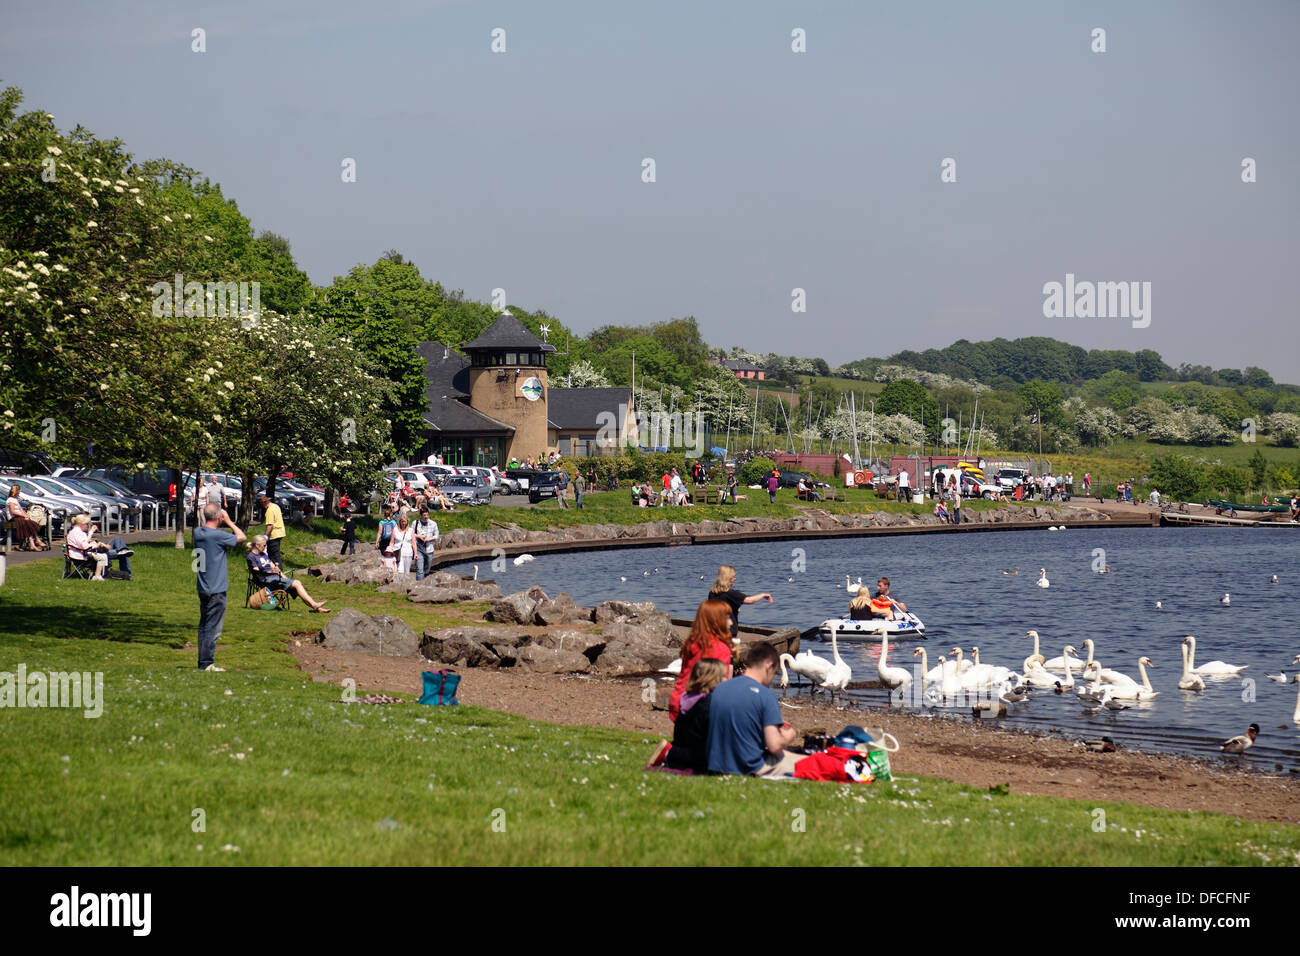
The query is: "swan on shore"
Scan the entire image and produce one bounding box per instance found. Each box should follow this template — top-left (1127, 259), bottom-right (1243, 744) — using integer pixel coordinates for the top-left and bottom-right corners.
top-left (1178, 640), bottom-right (1206, 692)
top-left (821, 622), bottom-right (853, 695)
top-left (877, 630), bottom-right (911, 692)
top-left (1220, 723), bottom-right (1259, 754)
top-left (779, 649), bottom-right (832, 688)
top-left (1184, 635), bottom-right (1247, 676)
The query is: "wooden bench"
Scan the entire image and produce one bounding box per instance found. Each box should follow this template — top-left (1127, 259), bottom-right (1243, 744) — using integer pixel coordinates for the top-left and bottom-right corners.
top-left (823, 487), bottom-right (847, 503)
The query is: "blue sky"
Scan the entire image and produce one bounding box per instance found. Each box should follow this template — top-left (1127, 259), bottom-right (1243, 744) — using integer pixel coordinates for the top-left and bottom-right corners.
top-left (5, 0), bottom-right (1298, 380)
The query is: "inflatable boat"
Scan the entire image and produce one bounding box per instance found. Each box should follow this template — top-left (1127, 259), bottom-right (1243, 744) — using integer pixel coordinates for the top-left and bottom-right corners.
top-left (811, 611), bottom-right (927, 641)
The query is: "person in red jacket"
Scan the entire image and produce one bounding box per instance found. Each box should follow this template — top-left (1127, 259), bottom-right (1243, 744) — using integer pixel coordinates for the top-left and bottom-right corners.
top-left (669, 599), bottom-right (734, 720)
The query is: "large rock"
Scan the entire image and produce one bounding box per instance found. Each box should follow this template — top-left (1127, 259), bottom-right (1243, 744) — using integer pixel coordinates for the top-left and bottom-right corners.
top-left (593, 640), bottom-right (677, 675)
top-left (420, 627), bottom-right (511, 668)
top-left (317, 609), bottom-right (420, 657)
top-left (535, 592), bottom-right (592, 626)
top-left (487, 586), bottom-right (550, 624)
top-left (534, 629), bottom-right (606, 657)
top-left (407, 585), bottom-right (471, 604)
top-left (514, 645), bottom-right (592, 674)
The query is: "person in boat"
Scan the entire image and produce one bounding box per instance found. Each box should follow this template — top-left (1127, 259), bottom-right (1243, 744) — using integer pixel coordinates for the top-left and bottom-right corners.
top-left (848, 590), bottom-right (875, 620)
top-left (869, 576), bottom-right (907, 621)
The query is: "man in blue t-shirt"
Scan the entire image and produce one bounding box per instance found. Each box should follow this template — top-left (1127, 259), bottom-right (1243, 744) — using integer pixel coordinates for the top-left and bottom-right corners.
top-left (193, 504), bottom-right (247, 672)
top-left (706, 642), bottom-right (799, 776)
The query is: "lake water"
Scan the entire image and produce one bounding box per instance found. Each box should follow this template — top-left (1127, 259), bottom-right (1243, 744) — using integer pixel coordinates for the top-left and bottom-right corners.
top-left (446, 527), bottom-right (1300, 767)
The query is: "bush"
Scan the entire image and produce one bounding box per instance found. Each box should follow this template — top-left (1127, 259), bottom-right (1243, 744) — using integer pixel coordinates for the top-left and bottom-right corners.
top-left (1149, 454), bottom-right (1207, 502)
top-left (737, 456), bottom-right (777, 486)
top-left (1205, 465), bottom-right (1249, 499)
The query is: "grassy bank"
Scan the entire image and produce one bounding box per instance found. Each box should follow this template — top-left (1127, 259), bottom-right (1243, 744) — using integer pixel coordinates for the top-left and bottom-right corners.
top-left (2, 527), bottom-right (1297, 866)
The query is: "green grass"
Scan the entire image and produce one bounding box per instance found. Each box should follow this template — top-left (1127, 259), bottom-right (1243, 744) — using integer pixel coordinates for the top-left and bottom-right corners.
top-left (3, 526), bottom-right (1296, 865)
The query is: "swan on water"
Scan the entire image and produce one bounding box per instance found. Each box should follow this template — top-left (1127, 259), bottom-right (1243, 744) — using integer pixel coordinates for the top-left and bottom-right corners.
top-left (821, 622), bottom-right (853, 695)
top-left (1178, 640), bottom-right (1206, 692)
top-left (779, 649), bottom-right (833, 689)
top-left (1293, 657), bottom-right (1300, 724)
top-left (1099, 657), bottom-right (1158, 700)
top-left (1184, 635), bottom-right (1247, 676)
top-left (1036, 568), bottom-right (1050, 589)
top-left (845, 575), bottom-right (863, 595)
top-left (513, 553), bottom-right (535, 565)
top-left (1023, 629), bottom-right (1047, 671)
top-left (940, 655), bottom-right (963, 699)
top-left (1220, 593), bottom-right (1230, 606)
top-left (1044, 637), bottom-right (1091, 672)
top-left (950, 646), bottom-right (974, 675)
top-left (913, 647), bottom-right (943, 684)
top-left (877, 630), bottom-right (911, 691)
top-left (1155, 601), bottom-right (1163, 610)
top-left (1220, 723), bottom-right (1259, 754)
top-left (965, 647), bottom-right (1017, 687)
top-left (472, 565), bottom-right (479, 580)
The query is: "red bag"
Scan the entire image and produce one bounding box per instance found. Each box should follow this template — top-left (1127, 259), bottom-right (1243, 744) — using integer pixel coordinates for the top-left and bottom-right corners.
top-left (793, 746), bottom-right (875, 783)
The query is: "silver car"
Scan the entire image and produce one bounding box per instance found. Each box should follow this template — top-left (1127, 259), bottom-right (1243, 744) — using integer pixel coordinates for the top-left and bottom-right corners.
top-left (439, 474), bottom-right (492, 505)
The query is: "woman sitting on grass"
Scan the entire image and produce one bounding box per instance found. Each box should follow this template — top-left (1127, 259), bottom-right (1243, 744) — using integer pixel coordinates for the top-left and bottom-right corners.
top-left (662, 658), bottom-right (728, 774)
top-left (247, 535), bottom-right (331, 612)
top-left (669, 599), bottom-right (734, 721)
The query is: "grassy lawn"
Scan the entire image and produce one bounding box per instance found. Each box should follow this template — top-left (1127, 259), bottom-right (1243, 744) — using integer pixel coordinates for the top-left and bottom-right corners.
top-left (3, 526), bottom-right (1298, 865)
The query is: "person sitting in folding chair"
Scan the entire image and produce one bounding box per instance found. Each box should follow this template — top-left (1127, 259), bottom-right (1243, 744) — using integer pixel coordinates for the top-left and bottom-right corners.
top-left (246, 535), bottom-right (331, 612)
top-left (66, 514), bottom-right (134, 581)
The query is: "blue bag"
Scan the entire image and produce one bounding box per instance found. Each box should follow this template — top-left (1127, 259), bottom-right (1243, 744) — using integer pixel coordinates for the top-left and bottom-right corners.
top-left (419, 670), bottom-right (460, 706)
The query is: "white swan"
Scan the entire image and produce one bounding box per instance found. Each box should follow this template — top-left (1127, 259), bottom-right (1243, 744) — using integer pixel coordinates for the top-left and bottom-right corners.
top-left (1220, 593), bottom-right (1230, 606)
top-left (1293, 657), bottom-right (1300, 725)
top-left (1101, 657), bottom-right (1159, 700)
top-left (1021, 659), bottom-right (1060, 688)
top-left (779, 650), bottom-right (833, 688)
top-left (512, 553), bottom-right (535, 565)
top-left (940, 654), bottom-right (963, 699)
top-left (820, 622), bottom-right (852, 695)
top-left (1184, 635), bottom-right (1247, 676)
top-left (1023, 629), bottom-right (1046, 671)
top-left (965, 647), bottom-right (1017, 688)
top-left (1036, 568), bottom-right (1050, 588)
top-left (1044, 638), bottom-right (1091, 672)
top-left (845, 575), bottom-right (863, 595)
top-left (877, 630), bottom-right (911, 691)
top-left (1053, 649), bottom-right (1077, 689)
top-left (1155, 601), bottom-right (1163, 610)
top-left (950, 646), bottom-right (974, 675)
top-left (913, 647), bottom-right (944, 684)
top-left (1178, 640), bottom-right (1205, 692)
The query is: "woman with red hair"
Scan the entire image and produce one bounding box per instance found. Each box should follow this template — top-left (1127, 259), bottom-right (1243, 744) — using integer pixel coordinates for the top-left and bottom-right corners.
top-left (669, 599), bottom-right (734, 721)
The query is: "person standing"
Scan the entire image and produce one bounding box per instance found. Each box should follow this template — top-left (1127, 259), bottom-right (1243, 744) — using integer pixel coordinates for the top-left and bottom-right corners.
top-left (194, 504), bottom-right (246, 672)
top-left (767, 469), bottom-right (779, 504)
top-left (376, 507), bottom-right (397, 570)
top-left (708, 564), bottom-right (773, 639)
top-left (412, 508), bottom-right (440, 580)
top-left (385, 514), bottom-right (414, 575)
top-left (897, 468), bottom-right (910, 502)
top-left (950, 484), bottom-right (962, 524)
top-left (339, 508), bottom-right (357, 556)
top-left (258, 494), bottom-right (286, 568)
top-left (574, 470), bottom-right (585, 509)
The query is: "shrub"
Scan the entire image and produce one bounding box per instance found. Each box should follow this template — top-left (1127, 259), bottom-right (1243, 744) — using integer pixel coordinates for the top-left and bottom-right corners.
top-left (737, 456), bottom-right (777, 486)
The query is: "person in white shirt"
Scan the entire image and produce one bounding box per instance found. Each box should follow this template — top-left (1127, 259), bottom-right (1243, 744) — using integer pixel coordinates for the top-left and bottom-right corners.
top-left (412, 509), bottom-right (440, 581)
top-left (384, 515), bottom-right (415, 575)
top-left (897, 469), bottom-right (910, 501)
top-left (66, 514), bottom-right (133, 580)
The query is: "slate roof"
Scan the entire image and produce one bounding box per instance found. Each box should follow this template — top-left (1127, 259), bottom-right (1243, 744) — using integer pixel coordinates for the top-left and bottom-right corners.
top-left (416, 340), bottom-right (514, 434)
top-left (722, 358), bottom-right (765, 372)
top-left (547, 387), bottom-right (634, 430)
top-left (462, 311), bottom-right (553, 352)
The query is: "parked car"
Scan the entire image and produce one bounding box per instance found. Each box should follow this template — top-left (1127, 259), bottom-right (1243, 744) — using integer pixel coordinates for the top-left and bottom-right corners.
top-left (994, 468), bottom-right (1031, 489)
top-left (775, 470), bottom-right (829, 490)
top-left (527, 470), bottom-right (569, 504)
top-left (6, 476), bottom-right (90, 520)
top-left (83, 464), bottom-right (185, 504)
top-left (0, 448), bottom-right (60, 476)
top-left (440, 474), bottom-right (493, 506)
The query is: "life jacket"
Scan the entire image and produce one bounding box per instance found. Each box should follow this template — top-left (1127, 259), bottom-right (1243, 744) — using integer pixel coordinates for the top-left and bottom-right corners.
top-left (869, 597), bottom-right (893, 614)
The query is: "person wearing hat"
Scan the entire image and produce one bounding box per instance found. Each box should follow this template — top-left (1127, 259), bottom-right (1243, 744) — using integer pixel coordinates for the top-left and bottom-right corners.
top-left (258, 493), bottom-right (286, 568)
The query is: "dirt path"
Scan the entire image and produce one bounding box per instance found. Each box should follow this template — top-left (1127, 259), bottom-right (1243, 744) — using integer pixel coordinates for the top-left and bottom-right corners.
top-left (289, 638), bottom-right (1300, 824)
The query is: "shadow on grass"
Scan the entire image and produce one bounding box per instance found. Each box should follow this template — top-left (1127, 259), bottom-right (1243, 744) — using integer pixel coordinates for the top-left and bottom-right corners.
top-left (0, 604), bottom-right (187, 648)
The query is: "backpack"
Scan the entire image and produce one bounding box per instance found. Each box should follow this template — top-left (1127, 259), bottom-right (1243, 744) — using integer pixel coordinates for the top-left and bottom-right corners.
top-left (419, 670), bottom-right (460, 706)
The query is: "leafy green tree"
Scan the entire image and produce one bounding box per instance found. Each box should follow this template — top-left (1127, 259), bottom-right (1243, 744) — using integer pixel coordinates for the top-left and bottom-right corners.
top-left (1248, 448), bottom-right (1269, 489)
top-left (1016, 379), bottom-right (1065, 426)
top-left (876, 379), bottom-right (939, 439)
top-left (1150, 455), bottom-right (1206, 502)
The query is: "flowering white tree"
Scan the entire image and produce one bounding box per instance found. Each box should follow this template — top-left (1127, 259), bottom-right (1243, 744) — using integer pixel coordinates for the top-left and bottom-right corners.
top-left (1265, 412), bottom-right (1300, 447)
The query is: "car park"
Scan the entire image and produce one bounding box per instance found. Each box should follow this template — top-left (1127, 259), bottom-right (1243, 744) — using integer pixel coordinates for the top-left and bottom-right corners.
top-left (83, 465), bottom-right (185, 505)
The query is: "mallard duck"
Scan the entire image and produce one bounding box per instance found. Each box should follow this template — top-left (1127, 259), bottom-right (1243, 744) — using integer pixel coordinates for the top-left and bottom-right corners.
top-left (1220, 723), bottom-right (1259, 754)
top-left (1085, 736), bottom-right (1117, 752)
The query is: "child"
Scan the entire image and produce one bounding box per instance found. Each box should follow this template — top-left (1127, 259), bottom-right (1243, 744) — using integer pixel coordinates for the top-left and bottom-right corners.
top-left (662, 658), bottom-right (728, 774)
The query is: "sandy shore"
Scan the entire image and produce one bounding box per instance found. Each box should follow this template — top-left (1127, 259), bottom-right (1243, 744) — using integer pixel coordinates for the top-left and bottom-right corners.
top-left (290, 637), bottom-right (1300, 824)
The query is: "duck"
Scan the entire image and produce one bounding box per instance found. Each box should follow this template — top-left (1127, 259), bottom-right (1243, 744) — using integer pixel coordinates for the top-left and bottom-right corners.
top-left (845, 575), bottom-right (864, 595)
top-left (1001, 566), bottom-right (1020, 575)
top-left (877, 630), bottom-right (911, 692)
top-left (1036, 568), bottom-right (1050, 588)
top-left (820, 622), bottom-right (853, 696)
top-left (512, 553), bottom-right (535, 565)
top-left (1084, 736), bottom-right (1117, 752)
top-left (972, 701), bottom-right (1008, 717)
top-left (1000, 684), bottom-right (1031, 704)
top-left (1220, 723), bottom-right (1259, 754)
top-left (1178, 639), bottom-right (1206, 692)
top-left (1155, 601), bottom-right (1163, 610)
top-left (1270, 575), bottom-right (1279, 583)
top-left (1100, 687), bottom-right (1130, 711)
top-left (778, 649), bottom-right (833, 688)
top-left (1096, 565), bottom-right (1111, 574)
top-left (1266, 671), bottom-right (1288, 684)
top-left (1220, 593), bottom-right (1231, 606)
top-left (1184, 635), bottom-right (1248, 676)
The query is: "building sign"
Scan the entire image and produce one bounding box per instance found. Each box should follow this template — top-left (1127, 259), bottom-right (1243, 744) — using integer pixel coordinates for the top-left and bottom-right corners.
top-left (520, 377), bottom-right (543, 401)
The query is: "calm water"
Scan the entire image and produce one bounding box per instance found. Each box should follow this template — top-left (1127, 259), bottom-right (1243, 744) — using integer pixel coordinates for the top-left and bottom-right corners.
top-left (447, 527), bottom-right (1300, 767)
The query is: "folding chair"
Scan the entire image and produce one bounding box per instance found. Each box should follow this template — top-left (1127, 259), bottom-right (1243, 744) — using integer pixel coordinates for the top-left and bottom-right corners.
top-left (62, 544), bottom-right (98, 580)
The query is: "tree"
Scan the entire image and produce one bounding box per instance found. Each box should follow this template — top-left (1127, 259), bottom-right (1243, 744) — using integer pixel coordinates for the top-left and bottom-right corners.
top-left (1248, 448), bottom-right (1269, 489)
top-left (1149, 455), bottom-right (1206, 502)
top-left (876, 379), bottom-right (939, 440)
top-left (1016, 379), bottom-right (1065, 426)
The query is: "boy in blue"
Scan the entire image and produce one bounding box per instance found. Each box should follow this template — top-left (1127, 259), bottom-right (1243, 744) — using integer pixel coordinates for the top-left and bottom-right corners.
top-left (193, 504), bottom-right (246, 672)
top-left (706, 642), bottom-right (800, 776)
